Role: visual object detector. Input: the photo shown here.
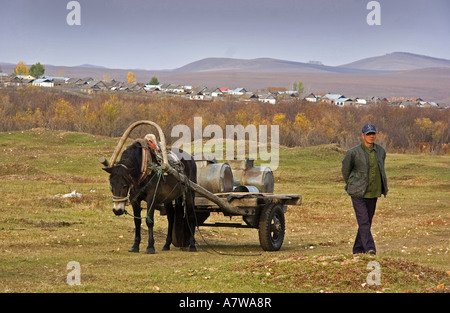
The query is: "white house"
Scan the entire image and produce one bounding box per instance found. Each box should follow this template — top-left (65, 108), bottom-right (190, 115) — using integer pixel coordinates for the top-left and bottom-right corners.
top-left (258, 93), bottom-right (277, 104)
top-left (355, 98), bottom-right (367, 105)
top-left (228, 88), bottom-right (247, 96)
top-left (335, 97), bottom-right (354, 106)
top-left (32, 78), bottom-right (54, 88)
top-left (305, 93), bottom-right (318, 102)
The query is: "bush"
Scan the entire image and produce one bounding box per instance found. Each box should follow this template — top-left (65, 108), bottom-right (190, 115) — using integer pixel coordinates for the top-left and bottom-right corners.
top-left (0, 88), bottom-right (448, 153)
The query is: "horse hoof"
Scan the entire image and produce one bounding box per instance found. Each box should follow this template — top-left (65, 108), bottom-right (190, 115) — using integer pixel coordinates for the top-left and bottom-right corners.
top-left (128, 247), bottom-right (139, 253)
top-left (189, 246), bottom-right (197, 252)
top-left (161, 245), bottom-right (170, 251)
top-left (145, 248), bottom-right (156, 254)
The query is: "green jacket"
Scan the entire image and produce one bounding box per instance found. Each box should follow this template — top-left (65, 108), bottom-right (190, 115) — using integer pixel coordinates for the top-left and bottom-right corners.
top-left (341, 143), bottom-right (388, 198)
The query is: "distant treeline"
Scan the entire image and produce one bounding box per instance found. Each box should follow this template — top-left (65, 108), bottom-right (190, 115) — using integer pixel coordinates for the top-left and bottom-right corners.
top-left (0, 87), bottom-right (448, 153)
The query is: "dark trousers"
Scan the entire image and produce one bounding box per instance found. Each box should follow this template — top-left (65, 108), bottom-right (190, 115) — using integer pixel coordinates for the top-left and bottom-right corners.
top-left (351, 197), bottom-right (377, 254)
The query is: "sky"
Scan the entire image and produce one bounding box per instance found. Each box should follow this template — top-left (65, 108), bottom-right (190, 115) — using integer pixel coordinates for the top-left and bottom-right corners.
top-left (1, 0), bottom-right (449, 70)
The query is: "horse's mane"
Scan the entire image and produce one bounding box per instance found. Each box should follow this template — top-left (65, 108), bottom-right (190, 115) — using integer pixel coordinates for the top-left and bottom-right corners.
top-left (118, 141), bottom-right (144, 182)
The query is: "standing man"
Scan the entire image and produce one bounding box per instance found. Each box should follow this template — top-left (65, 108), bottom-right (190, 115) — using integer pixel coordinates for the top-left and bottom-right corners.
top-left (341, 124), bottom-right (388, 255)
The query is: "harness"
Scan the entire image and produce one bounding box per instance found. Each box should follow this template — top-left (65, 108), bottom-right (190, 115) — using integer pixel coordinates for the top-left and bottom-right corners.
top-left (135, 137), bottom-right (183, 184)
top-left (112, 136), bottom-right (185, 223)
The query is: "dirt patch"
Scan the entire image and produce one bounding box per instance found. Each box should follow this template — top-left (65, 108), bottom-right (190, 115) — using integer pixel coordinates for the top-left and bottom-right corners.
top-left (3, 218), bottom-right (83, 229)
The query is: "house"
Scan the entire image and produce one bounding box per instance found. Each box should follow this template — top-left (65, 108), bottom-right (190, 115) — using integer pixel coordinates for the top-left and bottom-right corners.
top-left (16, 75), bottom-right (35, 80)
top-left (355, 98), bottom-right (367, 105)
top-left (42, 76), bottom-right (70, 86)
top-left (277, 91), bottom-right (299, 101)
top-left (203, 87), bottom-right (223, 98)
top-left (189, 86), bottom-right (207, 100)
top-left (239, 93), bottom-right (259, 102)
top-left (161, 84), bottom-right (185, 94)
top-left (305, 93), bottom-right (318, 102)
top-left (418, 101), bottom-right (439, 108)
top-left (335, 97), bottom-right (354, 106)
top-left (321, 94), bottom-right (343, 105)
top-left (258, 93), bottom-right (277, 104)
top-left (144, 84), bottom-right (162, 92)
top-left (81, 80), bottom-right (108, 94)
top-left (32, 78), bottom-right (54, 88)
top-left (6, 76), bottom-right (32, 87)
top-left (228, 88), bottom-right (247, 96)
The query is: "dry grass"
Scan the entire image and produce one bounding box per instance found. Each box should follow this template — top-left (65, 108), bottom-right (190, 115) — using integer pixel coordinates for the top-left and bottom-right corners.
top-left (0, 129), bottom-right (449, 293)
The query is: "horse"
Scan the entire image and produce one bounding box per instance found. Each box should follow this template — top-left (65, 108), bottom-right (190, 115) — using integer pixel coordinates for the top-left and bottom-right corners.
top-left (103, 140), bottom-right (197, 254)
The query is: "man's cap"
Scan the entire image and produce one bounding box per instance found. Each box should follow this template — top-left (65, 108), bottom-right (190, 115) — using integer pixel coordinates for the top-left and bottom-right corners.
top-left (362, 124), bottom-right (377, 134)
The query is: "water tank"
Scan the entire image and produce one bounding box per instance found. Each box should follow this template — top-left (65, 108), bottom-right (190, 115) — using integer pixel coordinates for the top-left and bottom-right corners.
top-left (196, 161), bottom-right (234, 193)
top-left (228, 159), bottom-right (274, 193)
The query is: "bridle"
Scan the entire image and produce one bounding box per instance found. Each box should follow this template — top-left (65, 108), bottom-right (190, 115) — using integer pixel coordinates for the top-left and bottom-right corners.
top-left (111, 164), bottom-right (132, 205)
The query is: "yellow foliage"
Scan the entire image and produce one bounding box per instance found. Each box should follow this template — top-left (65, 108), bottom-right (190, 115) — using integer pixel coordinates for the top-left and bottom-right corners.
top-left (293, 113), bottom-right (312, 132)
top-left (52, 99), bottom-right (76, 129)
top-left (15, 61), bottom-right (29, 75)
top-left (272, 113), bottom-right (287, 125)
top-left (127, 72), bottom-right (136, 83)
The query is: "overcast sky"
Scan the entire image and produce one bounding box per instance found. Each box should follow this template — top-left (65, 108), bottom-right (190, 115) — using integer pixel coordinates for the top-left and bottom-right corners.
top-left (1, 0), bottom-right (449, 70)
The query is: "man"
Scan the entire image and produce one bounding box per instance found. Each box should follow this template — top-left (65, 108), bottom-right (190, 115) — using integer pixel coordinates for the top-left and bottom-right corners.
top-left (341, 124), bottom-right (388, 255)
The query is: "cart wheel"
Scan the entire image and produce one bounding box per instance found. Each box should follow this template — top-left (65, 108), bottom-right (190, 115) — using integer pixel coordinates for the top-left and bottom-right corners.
top-left (258, 203), bottom-right (285, 251)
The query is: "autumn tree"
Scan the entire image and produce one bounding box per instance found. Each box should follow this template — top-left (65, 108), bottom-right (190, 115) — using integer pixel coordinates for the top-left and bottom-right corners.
top-left (29, 62), bottom-right (45, 78)
top-left (51, 99), bottom-right (76, 130)
top-left (412, 117), bottom-right (444, 151)
top-left (127, 72), bottom-right (136, 83)
top-left (14, 62), bottom-right (29, 75)
top-left (102, 96), bottom-right (121, 136)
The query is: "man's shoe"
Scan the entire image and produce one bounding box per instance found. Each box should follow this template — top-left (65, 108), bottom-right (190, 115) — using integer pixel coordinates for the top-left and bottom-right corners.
top-left (367, 250), bottom-right (376, 255)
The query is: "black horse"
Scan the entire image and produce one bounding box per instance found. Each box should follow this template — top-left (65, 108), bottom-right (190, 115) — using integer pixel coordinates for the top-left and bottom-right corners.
top-left (103, 141), bottom-right (197, 254)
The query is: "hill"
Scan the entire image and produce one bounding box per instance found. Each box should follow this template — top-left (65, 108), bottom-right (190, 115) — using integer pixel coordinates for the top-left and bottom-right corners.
top-left (173, 57), bottom-right (385, 74)
top-left (340, 52), bottom-right (450, 71)
top-left (2, 52), bottom-right (450, 103)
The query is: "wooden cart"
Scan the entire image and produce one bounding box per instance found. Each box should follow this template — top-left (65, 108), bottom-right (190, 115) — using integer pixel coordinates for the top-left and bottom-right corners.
top-left (102, 120), bottom-right (302, 251)
top-left (194, 192), bottom-right (301, 251)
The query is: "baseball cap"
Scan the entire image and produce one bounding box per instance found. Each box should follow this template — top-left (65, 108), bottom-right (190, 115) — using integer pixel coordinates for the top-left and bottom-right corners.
top-left (362, 124), bottom-right (377, 135)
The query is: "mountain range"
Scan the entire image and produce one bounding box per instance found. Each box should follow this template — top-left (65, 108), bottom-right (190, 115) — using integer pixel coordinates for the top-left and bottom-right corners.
top-left (173, 52), bottom-right (450, 74)
top-left (1, 52), bottom-right (450, 103)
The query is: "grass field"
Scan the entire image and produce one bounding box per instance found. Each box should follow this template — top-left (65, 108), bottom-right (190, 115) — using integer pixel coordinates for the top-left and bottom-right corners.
top-left (0, 128), bottom-right (448, 293)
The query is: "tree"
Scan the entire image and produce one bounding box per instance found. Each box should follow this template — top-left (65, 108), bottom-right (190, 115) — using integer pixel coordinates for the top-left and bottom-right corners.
top-left (127, 72), bottom-right (136, 83)
top-left (29, 62), bottom-right (45, 78)
top-left (14, 62), bottom-right (29, 75)
top-left (52, 99), bottom-right (76, 130)
top-left (102, 96), bottom-right (121, 136)
top-left (149, 76), bottom-right (159, 85)
top-left (293, 81), bottom-right (304, 94)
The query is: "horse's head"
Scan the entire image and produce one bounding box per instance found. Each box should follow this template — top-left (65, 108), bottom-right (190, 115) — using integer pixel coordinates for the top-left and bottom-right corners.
top-left (103, 164), bottom-right (134, 216)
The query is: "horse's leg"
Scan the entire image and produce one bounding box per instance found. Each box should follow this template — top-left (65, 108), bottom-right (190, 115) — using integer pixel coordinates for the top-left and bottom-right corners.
top-left (186, 192), bottom-right (197, 252)
top-left (162, 202), bottom-right (174, 251)
top-left (145, 205), bottom-right (156, 254)
top-left (129, 202), bottom-right (141, 253)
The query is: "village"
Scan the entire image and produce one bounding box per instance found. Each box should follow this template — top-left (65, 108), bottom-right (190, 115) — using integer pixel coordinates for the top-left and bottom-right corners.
top-left (0, 72), bottom-right (443, 109)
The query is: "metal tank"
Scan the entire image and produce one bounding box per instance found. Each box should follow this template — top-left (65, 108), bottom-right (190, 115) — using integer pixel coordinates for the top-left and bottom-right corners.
top-left (228, 159), bottom-right (274, 193)
top-left (195, 161), bottom-right (234, 194)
